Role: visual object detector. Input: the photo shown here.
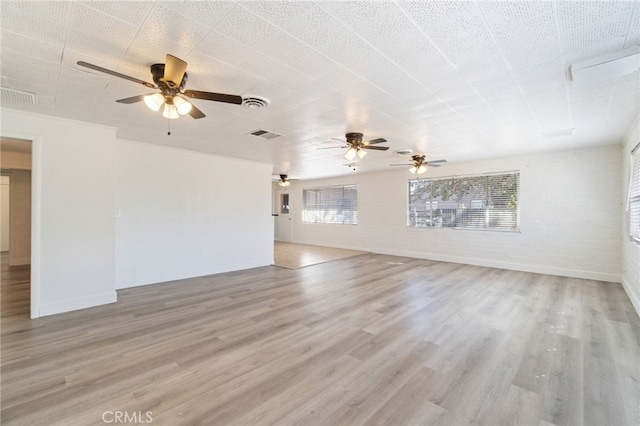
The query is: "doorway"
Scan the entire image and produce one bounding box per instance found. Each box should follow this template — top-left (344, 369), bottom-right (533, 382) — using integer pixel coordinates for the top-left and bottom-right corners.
top-left (275, 192), bottom-right (293, 243)
top-left (1, 137), bottom-right (32, 317)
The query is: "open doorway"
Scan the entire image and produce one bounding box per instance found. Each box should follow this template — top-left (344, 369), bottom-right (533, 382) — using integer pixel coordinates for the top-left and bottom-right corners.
top-left (1, 137), bottom-right (32, 317)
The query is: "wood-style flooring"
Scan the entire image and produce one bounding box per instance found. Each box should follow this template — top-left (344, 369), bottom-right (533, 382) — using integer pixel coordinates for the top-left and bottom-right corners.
top-left (0, 252), bottom-right (29, 319)
top-left (1, 250), bottom-right (639, 425)
top-left (273, 241), bottom-right (367, 269)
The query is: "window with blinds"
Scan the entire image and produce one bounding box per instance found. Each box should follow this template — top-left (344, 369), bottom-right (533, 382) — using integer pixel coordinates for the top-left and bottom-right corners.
top-left (408, 171), bottom-right (519, 231)
top-left (302, 185), bottom-right (358, 224)
top-left (629, 144), bottom-right (640, 244)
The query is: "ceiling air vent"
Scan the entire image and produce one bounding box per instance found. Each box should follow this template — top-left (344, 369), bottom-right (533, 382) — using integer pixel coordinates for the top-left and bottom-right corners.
top-left (248, 129), bottom-right (282, 140)
top-left (242, 95), bottom-right (270, 109)
top-left (541, 128), bottom-right (574, 139)
top-left (0, 87), bottom-right (37, 104)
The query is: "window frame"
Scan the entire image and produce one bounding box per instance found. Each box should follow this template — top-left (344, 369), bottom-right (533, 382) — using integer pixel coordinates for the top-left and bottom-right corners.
top-left (302, 184), bottom-right (358, 225)
top-left (407, 171), bottom-right (520, 232)
top-left (628, 143), bottom-right (640, 244)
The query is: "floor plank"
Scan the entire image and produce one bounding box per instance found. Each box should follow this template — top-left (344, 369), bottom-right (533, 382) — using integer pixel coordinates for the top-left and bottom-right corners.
top-left (273, 241), bottom-right (367, 269)
top-left (1, 250), bottom-right (639, 425)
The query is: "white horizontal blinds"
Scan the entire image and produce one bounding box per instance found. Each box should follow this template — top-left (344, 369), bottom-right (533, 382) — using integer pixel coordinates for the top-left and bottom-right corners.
top-left (629, 144), bottom-right (640, 242)
top-left (408, 172), bottom-right (519, 231)
top-left (486, 173), bottom-right (519, 230)
top-left (342, 185), bottom-right (358, 224)
top-left (302, 185), bottom-right (358, 224)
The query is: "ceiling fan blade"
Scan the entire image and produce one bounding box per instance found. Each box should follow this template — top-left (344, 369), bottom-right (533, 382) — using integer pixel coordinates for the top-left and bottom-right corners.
top-left (188, 103), bottom-right (206, 119)
top-left (317, 146), bottom-right (348, 150)
top-left (320, 137), bottom-right (345, 144)
top-left (77, 61), bottom-right (155, 88)
top-left (183, 90), bottom-right (243, 105)
top-left (365, 138), bottom-right (387, 145)
top-left (426, 159), bottom-right (447, 164)
top-left (164, 54), bottom-right (188, 88)
top-left (363, 146), bottom-right (389, 151)
top-left (116, 94), bottom-right (151, 104)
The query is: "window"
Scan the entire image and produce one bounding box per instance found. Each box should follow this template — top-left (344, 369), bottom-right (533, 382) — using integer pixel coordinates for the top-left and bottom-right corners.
top-left (408, 171), bottom-right (519, 231)
top-left (302, 185), bottom-right (357, 224)
top-left (280, 193), bottom-right (290, 214)
top-left (629, 144), bottom-right (640, 243)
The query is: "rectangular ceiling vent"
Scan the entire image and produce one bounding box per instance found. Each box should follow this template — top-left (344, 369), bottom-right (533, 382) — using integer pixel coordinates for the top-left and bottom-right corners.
top-left (247, 129), bottom-right (282, 140)
top-left (541, 128), bottom-right (574, 139)
top-left (0, 87), bottom-right (37, 104)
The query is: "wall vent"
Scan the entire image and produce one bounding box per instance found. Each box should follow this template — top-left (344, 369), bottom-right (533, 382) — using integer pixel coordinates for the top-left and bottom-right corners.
top-left (248, 129), bottom-right (282, 140)
top-left (0, 87), bottom-right (37, 104)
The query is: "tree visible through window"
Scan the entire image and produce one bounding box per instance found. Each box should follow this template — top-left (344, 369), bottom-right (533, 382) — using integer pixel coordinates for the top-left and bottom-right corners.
top-left (302, 185), bottom-right (357, 224)
top-left (408, 172), bottom-right (519, 231)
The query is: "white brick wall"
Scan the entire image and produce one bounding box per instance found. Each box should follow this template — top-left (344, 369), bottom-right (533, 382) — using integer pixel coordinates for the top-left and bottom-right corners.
top-left (285, 145), bottom-right (622, 282)
top-left (622, 114), bottom-right (640, 314)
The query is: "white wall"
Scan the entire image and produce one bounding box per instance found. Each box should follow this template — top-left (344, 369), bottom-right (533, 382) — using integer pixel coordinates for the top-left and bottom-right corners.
top-left (114, 139), bottom-right (273, 288)
top-left (1, 109), bottom-right (275, 316)
top-left (622, 114), bottom-right (640, 315)
top-left (288, 145), bottom-right (622, 282)
top-left (1, 109), bottom-right (117, 317)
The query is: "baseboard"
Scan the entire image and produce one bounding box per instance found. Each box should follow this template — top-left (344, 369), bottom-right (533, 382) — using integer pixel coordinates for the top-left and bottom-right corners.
top-left (38, 291), bottom-right (117, 317)
top-left (116, 260), bottom-right (274, 289)
top-left (621, 276), bottom-right (640, 317)
top-left (370, 247), bottom-right (621, 283)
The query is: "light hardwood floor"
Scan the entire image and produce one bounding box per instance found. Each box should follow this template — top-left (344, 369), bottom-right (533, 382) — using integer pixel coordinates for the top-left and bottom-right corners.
top-left (273, 241), bottom-right (367, 269)
top-left (1, 251), bottom-right (639, 425)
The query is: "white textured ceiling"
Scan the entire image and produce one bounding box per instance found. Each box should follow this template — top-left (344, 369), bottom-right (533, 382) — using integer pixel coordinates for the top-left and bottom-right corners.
top-left (1, 1), bottom-right (638, 179)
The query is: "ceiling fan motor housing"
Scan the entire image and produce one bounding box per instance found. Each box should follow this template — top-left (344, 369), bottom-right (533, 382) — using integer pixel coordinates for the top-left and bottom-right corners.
top-left (345, 132), bottom-right (364, 144)
top-left (150, 63), bottom-right (188, 93)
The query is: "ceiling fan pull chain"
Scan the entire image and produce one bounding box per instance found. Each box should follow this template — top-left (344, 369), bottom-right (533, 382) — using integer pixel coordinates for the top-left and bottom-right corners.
top-left (167, 119), bottom-right (171, 136)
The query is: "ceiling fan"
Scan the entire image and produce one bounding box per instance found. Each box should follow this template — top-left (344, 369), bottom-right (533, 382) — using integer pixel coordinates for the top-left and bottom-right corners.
top-left (273, 174), bottom-right (298, 187)
top-left (77, 54), bottom-right (247, 120)
top-left (391, 154), bottom-right (447, 174)
top-left (321, 132), bottom-right (389, 160)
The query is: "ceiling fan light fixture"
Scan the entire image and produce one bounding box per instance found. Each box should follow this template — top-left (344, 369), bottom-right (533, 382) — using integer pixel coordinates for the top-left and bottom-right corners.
top-left (357, 149), bottom-right (367, 159)
top-left (173, 96), bottom-right (192, 115)
top-left (278, 174), bottom-right (291, 186)
top-left (162, 103), bottom-right (179, 119)
top-left (409, 164), bottom-right (426, 174)
top-left (345, 147), bottom-right (357, 161)
top-left (144, 93), bottom-right (164, 111)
